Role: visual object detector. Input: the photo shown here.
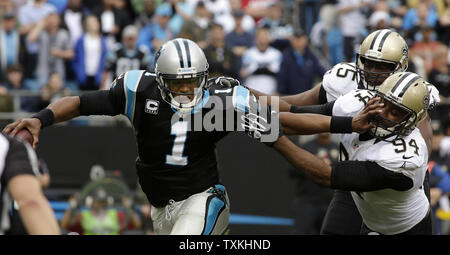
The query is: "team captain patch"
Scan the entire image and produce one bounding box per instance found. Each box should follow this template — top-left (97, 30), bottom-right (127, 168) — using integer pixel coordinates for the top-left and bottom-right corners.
top-left (145, 99), bottom-right (160, 115)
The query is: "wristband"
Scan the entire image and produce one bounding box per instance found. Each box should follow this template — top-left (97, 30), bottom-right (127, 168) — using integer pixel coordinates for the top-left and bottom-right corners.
top-left (32, 108), bottom-right (55, 129)
top-left (330, 116), bottom-right (353, 133)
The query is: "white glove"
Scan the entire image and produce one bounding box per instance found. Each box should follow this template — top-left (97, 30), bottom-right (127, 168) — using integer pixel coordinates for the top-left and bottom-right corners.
top-left (427, 83), bottom-right (440, 110)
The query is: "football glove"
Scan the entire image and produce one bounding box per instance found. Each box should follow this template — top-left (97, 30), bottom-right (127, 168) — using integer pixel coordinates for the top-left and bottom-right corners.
top-left (208, 76), bottom-right (241, 88)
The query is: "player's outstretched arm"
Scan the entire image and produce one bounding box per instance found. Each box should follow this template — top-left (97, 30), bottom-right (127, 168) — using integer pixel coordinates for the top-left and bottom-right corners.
top-left (280, 82), bottom-right (322, 107)
top-left (274, 136), bottom-right (332, 187)
top-left (8, 174), bottom-right (61, 234)
top-left (281, 97), bottom-right (382, 135)
top-left (3, 96), bottom-right (81, 148)
top-left (210, 76), bottom-right (292, 112)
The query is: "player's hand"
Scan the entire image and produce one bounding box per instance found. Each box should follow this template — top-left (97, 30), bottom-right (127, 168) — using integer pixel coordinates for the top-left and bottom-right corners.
top-left (240, 109), bottom-right (283, 147)
top-left (352, 97), bottom-right (383, 133)
top-left (427, 83), bottom-right (440, 110)
top-left (3, 118), bottom-right (42, 148)
top-left (208, 76), bottom-right (240, 88)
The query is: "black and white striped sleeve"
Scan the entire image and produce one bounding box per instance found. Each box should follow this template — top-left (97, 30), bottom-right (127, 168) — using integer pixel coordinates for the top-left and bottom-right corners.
top-left (2, 137), bottom-right (39, 185)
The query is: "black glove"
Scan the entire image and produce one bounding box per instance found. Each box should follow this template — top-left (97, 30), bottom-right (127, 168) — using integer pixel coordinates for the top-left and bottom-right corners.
top-left (208, 76), bottom-right (241, 88)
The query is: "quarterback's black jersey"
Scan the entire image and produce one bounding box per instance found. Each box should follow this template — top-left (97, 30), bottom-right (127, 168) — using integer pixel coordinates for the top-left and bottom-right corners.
top-left (0, 134), bottom-right (39, 234)
top-left (80, 70), bottom-right (260, 207)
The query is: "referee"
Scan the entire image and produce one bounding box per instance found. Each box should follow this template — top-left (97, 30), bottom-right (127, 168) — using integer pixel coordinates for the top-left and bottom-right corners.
top-left (0, 133), bottom-right (60, 235)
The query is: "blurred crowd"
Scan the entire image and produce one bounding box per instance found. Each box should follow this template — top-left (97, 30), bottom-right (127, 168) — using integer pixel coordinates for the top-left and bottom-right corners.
top-left (0, 0), bottom-right (450, 234)
top-left (0, 0), bottom-right (448, 111)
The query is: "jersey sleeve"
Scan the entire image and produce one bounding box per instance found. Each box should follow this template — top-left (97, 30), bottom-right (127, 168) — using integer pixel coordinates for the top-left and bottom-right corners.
top-left (3, 138), bottom-right (39, 185)
top-left (332, 89), bottom-right (373, 117)
top-left (322, 63), bottom-right (358, 102)
top-left (367, 131), bottom-right (428, 188)
top-left (79, 70), bottom-right (147, 123)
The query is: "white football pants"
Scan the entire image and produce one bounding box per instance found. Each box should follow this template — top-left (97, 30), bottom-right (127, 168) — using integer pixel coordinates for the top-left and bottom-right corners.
top-left (151, 184), bottom-right (230, 235)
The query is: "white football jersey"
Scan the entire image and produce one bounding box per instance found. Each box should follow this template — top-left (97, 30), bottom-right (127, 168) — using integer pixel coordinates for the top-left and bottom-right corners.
top-left (321, 62), bottom-right (440, 107)
top-left (333, 89), bottom-right (430, 235)
top-left (322, 62), bottom-right (360, 102)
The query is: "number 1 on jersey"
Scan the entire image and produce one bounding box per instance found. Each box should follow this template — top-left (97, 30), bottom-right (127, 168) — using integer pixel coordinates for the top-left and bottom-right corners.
top-left (166, 121), bottom-right (188, 166)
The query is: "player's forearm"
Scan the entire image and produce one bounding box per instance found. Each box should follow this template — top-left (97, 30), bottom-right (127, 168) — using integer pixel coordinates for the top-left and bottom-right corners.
top-left (280, 83), bottom-right (321, 107)
top-left (280, 112), bottom-right (353, 135)
top-left (274, 136), bottom-right (331, 187)
top-left (281, 113), bottom-right (332, 135)
top-left (248, 88), bottom-right (291, 112)
top-left (18, 194), bottom-right (61, 234)
top-left (47, 96), bottom-right (81, 123)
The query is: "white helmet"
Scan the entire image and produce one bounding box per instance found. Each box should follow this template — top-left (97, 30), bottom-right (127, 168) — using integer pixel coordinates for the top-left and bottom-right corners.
top-left (155, 38), bottom-right (209, 112)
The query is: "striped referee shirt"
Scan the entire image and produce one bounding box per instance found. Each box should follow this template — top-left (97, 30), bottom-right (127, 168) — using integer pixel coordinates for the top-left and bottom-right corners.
top-left (0, 133), bottom-right (39, 234)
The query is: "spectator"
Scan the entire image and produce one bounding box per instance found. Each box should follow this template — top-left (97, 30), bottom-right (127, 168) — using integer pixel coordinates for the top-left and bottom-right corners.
top-left (134, 0), bottom-right (156, 29)
top-left (61, 188), bottom-right (141, 235)
top-left (289, 133), bottom-right (338, 234)
top-left (61, 0), bottom-right (90, 48)
top-left (92, 0), bottom-right (128, 50)
top-left (241, 26), bottom-right (281, 94)
top-left (60, 0), bottom-right (90, 85)
top-left (225, 10), bottom-right (254, 80)
top-left (428, 45), bottom-right (450, 120)
top-left (242, 0), bottom-right (274, 23)
top-left (257, 1), bottom-right (293, 52)
top-left (0, 0), bottom-right (14, 15)
top-left (101, 25), bottom-right (151, 90)
top-left (297, 0), bottom-right (321, 37)
top-left (410, 25), bottom-right (444, 77)
top-left (403, 1), bottom-right (440, 45)
top-left (428, 161), bottom-right (450, 234)
top-left (0, 12), bottom-right (26, 84)
top-left (309, 3), bottom-right (344, 66)
top-left (72, 15), bottom-right (108, 91)
top-left (277, 29), bottom-right (326, 95)
top-left (136, 4), bottom-right (174, 57)
top-left (27, 12), bottom-right (74, 90)
top-left (18, 0), bottom-right (57, 79)
top-left (36, 72), bottom-right (71, 111)
top-left (436, 0), bottom-right (450, 46)
top-left (213, 0), bottom-right (254, 34)
top-left (0, 64), bottom-right (38, 112)
top-left (167, 0), bottom-right (195, 37)
top-left (178, 1), bottom-right (211, 49)
top-left (368, 10), bottom-right (391, 31)
top-left (336, 0), bottom-right (372, 62)
top-left (204, 23), bottom-right (239, 79)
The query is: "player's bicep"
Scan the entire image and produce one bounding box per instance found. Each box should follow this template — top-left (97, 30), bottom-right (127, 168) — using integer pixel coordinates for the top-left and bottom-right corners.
top-left (331, 161), bottom-right (414, 192)
top-left (79, 77), bottom-right (126, 116)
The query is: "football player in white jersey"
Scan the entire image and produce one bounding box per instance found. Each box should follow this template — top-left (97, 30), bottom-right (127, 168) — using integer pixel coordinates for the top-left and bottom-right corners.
top-left (218, 29), bottom-right (438, 234)
top-left (275, 72), bottom-right (432, 234)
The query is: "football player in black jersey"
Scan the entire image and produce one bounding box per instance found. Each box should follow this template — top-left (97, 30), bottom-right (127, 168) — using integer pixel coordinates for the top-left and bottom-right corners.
top-left (3, 38), bottom-right (378, 235)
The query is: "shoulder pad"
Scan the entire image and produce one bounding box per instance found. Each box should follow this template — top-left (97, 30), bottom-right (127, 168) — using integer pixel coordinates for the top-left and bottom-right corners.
top-left (322, 62), bottom-right (359, 102)
top-left (332, 89), bottom-right (375, 117)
